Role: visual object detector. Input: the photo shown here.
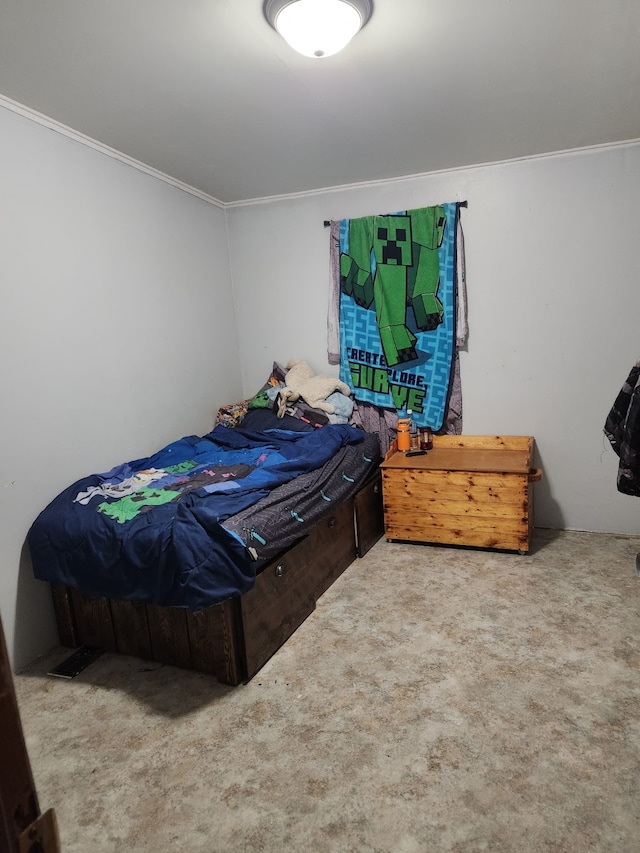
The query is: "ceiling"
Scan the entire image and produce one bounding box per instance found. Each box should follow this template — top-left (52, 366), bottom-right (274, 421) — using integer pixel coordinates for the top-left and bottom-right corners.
top-left (1, 0), bottom-right (639, 204)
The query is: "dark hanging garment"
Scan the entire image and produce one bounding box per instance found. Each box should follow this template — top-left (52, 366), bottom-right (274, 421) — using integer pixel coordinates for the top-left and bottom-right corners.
top-left (604, 360), bottom-right (640, 496)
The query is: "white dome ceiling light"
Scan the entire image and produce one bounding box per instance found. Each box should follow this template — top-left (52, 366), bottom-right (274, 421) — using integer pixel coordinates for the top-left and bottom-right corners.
top-left (264, 0), bottom-right (373, 59)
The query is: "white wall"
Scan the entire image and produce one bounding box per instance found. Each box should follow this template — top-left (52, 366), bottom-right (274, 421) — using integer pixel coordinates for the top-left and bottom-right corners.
top-left (0, 106), bottom-right (242, 669)
top-left (4, 106), bottom-right (638, 671)
top-left (227, 143), bottom-right (640, 536)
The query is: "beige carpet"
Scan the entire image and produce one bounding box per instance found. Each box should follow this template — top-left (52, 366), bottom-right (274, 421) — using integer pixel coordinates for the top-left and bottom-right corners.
top-left (14, 530), bottom-right (640, 852)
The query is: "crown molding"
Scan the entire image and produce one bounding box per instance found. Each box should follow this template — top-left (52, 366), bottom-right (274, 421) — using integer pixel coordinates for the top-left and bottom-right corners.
top-left (3, 93), bottom-right (639, 212)
top-left (0, 94), bottom-right (225, 209)
top-left (226, 136), bottom-right (640, 208)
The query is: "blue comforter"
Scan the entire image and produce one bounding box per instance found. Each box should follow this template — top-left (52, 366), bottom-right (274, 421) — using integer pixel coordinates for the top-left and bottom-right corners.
top-left (28, 423), bottom-right (365, 610)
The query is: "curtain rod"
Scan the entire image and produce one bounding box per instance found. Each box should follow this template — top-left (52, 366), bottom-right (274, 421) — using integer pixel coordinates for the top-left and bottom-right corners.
top-left (323, 200), bottom-right (468, 227)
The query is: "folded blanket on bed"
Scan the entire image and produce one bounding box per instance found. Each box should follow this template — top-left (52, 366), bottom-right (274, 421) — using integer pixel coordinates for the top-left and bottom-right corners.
top-left (224, 431), bottom-right (380, 563)
top-left (28, 423), bottom-right (366, 610)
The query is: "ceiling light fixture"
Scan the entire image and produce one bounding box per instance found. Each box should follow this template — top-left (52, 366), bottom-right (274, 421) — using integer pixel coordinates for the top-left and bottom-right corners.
top-left (264, 0), bottom-right (373, 59)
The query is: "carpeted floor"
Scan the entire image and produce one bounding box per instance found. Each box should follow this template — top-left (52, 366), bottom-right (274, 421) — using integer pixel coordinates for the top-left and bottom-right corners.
top-left (14, 529), bottom-right (640, 852)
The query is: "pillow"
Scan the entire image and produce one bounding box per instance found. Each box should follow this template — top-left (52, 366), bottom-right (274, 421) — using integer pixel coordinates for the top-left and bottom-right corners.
top-left (215, 399), bottom-right (251, 428)
top-left (248, 361), bottom-right (332, 428)
top-left (241, 407), bottom-right (314, 433)
top-left (247, 362), bottom-right (287, 409)
top-left (276, 397), bottom-right (331, 428)
top-left (248, 361), bottom-right (353, 429)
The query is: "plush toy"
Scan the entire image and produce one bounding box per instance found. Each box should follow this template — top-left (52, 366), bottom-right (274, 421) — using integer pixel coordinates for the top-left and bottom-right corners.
top-left (277, 359), bottom-right (351, 418)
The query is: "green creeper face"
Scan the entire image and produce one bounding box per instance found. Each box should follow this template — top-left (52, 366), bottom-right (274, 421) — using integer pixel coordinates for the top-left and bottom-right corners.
top-left (373, 215), bottom-right (413, 267)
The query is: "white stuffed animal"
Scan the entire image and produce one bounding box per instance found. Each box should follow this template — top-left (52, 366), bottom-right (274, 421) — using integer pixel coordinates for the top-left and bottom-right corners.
top-left (277, 359), bottom-right (351, 417)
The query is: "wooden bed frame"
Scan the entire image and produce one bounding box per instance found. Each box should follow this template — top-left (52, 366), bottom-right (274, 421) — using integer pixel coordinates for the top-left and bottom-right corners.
top-left (49, 471), bottom-right (383, 685)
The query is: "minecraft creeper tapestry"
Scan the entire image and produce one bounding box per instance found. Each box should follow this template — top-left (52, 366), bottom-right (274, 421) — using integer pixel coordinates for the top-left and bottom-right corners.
top-left (338, 203), bottom-right (459, 431)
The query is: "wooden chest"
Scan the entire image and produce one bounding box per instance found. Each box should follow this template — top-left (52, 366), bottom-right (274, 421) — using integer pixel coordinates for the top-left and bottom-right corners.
top-left (380, 435), bottom-right (541, 553)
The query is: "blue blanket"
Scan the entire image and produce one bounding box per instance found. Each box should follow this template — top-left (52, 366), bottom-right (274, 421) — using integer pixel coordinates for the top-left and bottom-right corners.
top-left (28, 424), bottom-right (364, 610)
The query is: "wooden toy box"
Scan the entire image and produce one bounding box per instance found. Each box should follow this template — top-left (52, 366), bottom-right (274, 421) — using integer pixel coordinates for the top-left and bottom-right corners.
top-left (380, 435), bottom-right (541, 553)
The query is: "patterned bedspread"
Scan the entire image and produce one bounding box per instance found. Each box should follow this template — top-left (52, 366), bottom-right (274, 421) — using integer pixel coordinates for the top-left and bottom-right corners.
top-left (28, 423), bottom-right (373, 610)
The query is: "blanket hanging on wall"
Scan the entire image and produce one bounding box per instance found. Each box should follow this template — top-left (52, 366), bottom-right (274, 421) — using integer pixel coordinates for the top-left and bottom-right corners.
top-left (333, 203), bottom-right (461, 431)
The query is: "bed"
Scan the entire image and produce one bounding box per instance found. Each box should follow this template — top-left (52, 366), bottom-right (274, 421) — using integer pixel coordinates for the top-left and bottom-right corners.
top-left (28, 373), bottom-right (384, 685)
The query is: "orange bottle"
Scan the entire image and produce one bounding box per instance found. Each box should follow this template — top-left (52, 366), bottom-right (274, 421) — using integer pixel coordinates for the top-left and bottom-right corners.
top-left (397, 417), bottom-right (411, 451)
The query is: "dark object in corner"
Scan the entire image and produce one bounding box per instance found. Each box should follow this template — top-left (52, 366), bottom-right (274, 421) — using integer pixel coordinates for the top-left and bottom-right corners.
top-left (47, 646), bottom-right (104, 679)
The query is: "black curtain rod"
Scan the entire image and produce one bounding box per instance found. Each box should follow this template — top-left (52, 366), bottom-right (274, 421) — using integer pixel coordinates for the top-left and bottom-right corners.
top-left (323, 199), bottom-right (468, 227)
